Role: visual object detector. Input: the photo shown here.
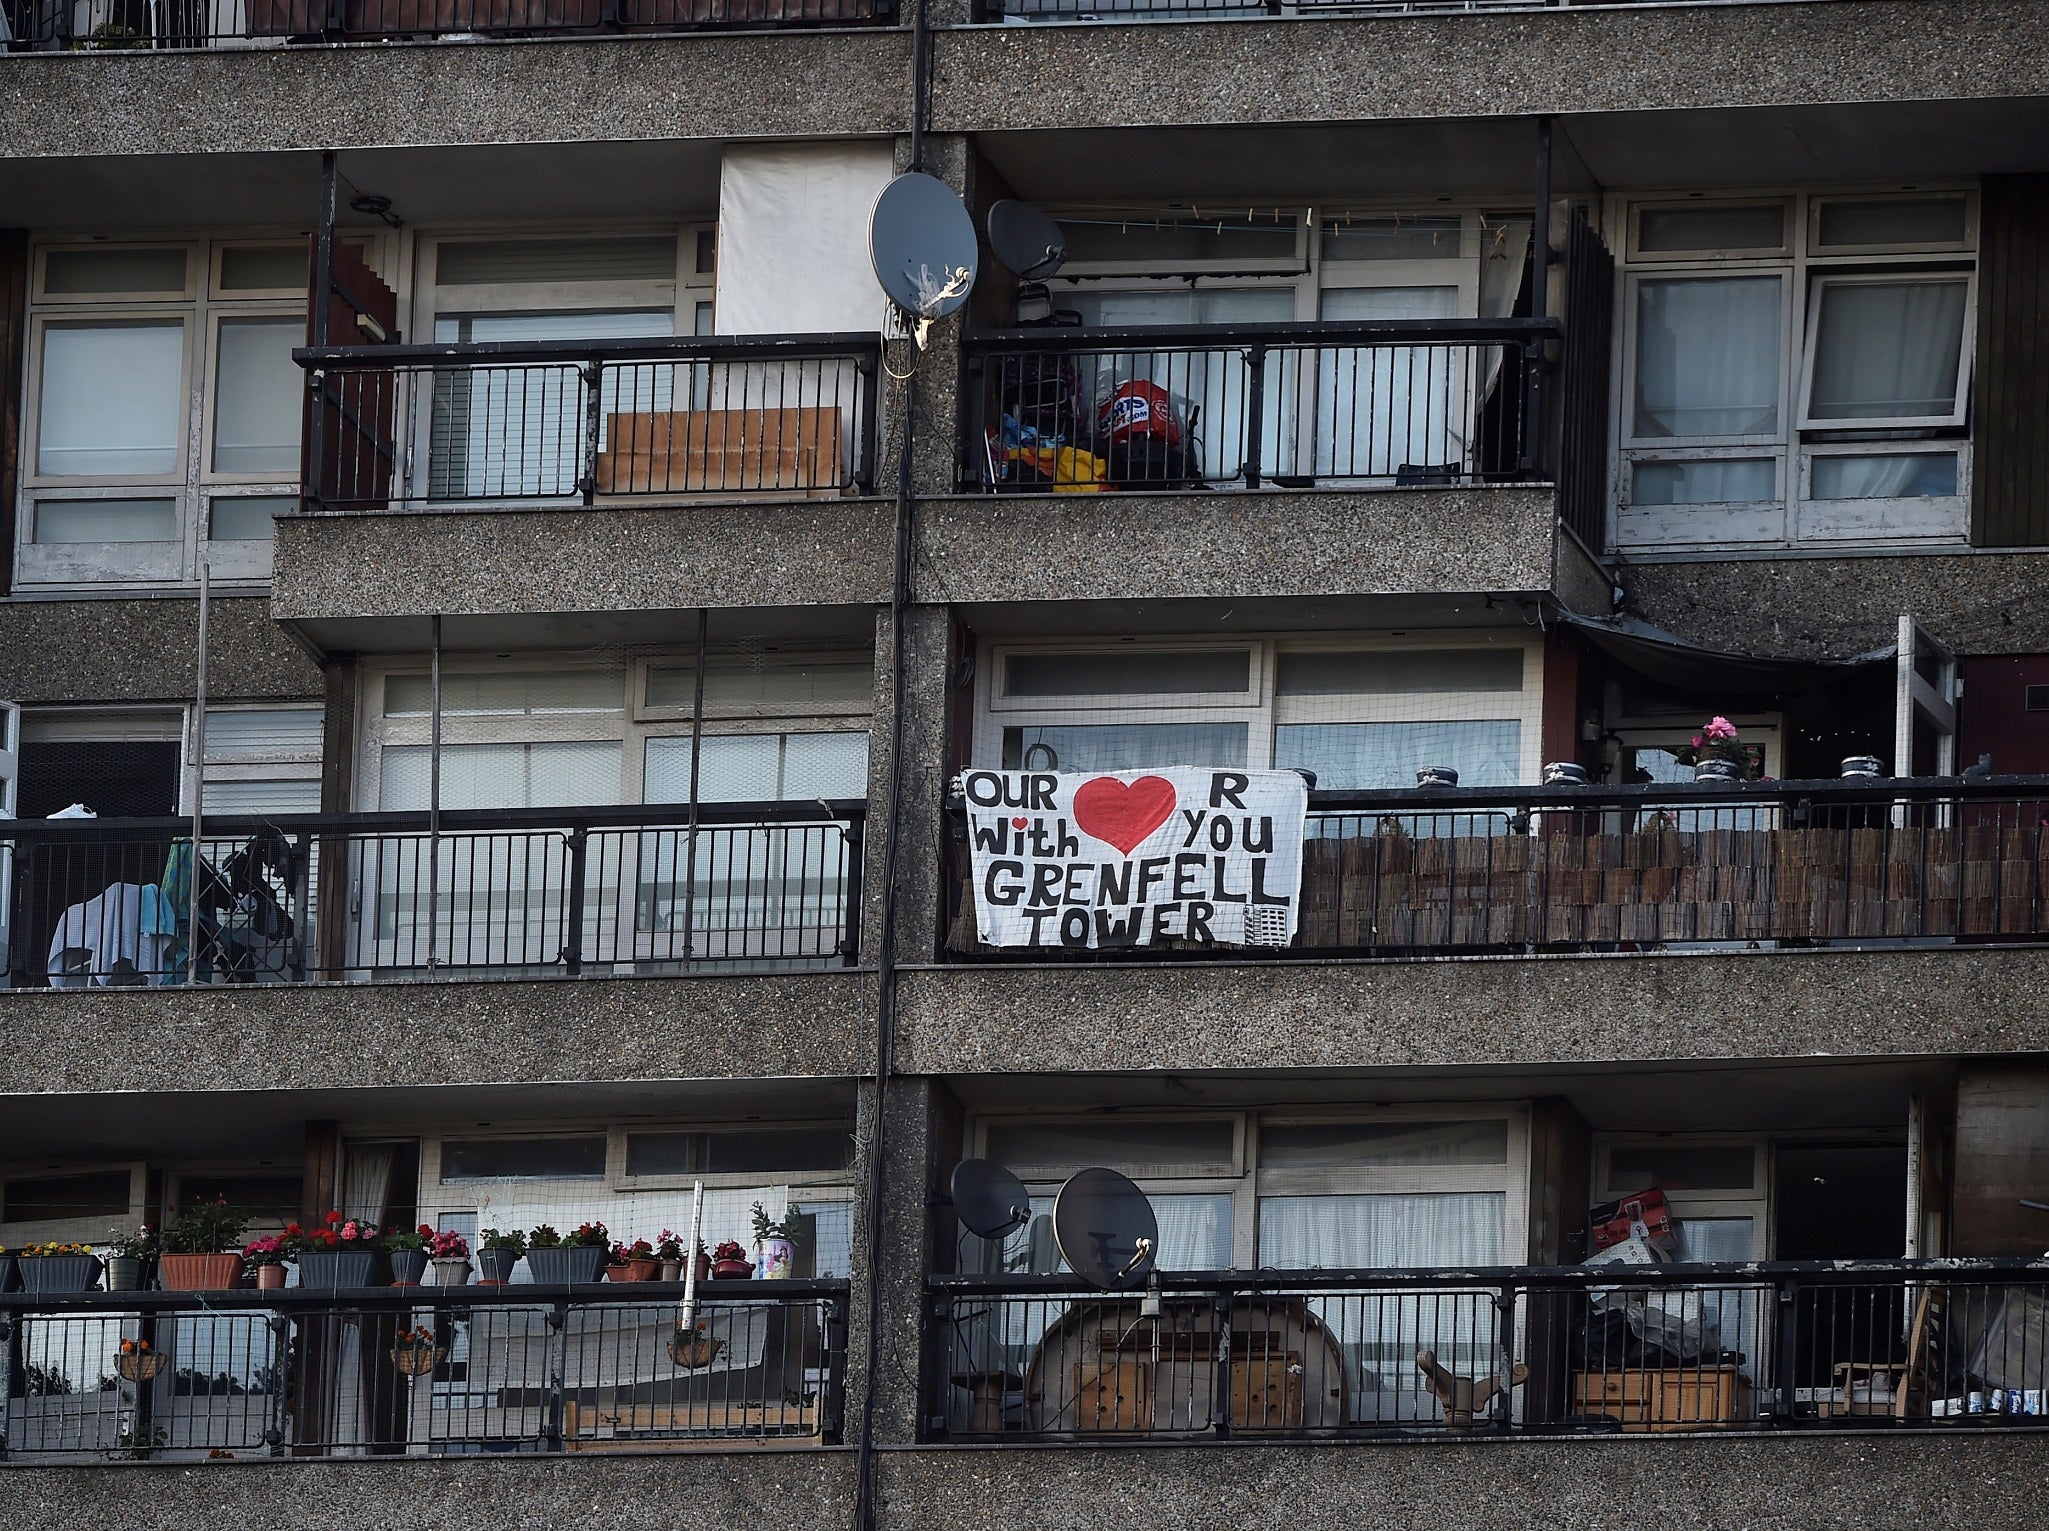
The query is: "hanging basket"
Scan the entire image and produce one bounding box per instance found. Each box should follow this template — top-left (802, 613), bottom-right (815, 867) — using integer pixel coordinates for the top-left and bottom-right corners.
top-left (668, 1328), bottom-right (723, 1369)
top-left (116, 1350), bottom-right (166, 1383)
top-left (391, 1342), bottom-right (447, 1378)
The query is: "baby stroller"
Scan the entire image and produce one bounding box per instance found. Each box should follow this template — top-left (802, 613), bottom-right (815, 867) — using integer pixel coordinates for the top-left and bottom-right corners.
top-left (159, 832), bottom-right (301, 984)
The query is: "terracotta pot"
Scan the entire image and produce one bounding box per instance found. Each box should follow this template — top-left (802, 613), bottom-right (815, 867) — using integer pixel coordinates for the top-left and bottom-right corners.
top-left (607, 1258), bottom-right (661, 1282)
top-left (693, 1252), bottom-right (713, 1282)
top-left (159, 1253), bottom-right (243, 1291)
top-left (253, 1263), bottom-right (288, 1290)
top-left (711, 1258), bottom-right (753, 1280)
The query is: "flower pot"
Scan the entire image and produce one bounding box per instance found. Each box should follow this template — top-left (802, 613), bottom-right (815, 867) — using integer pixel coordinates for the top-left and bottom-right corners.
top-left (668, 1326), bottom-right (723, 1369)
top-left (525, 1246), bottom-right (608, 1286)
top-left (116, 1349), bottom-right (166, 1383)
top-left (104, 1256), bottom-right (149, 1292)
top-left (1694, 758), bottom-right (1741, 784)
top-left (390, 1341), bottom-right (446, 1379)
top-left (711, 1258), bottom-right (753, 1280)
top-left (253, 1263), bottom-right (289, 1290)
top-left (658, 1259), bottom-right (684, 1283)
top-left (388, 1249), bottom-right (431, 1287)
top-left (432, 1257), bottom-right (472, 1288)
top-left (607, 1258), bottom-right (661, 1283)
top-left (475, 1248), bottom-right (522, 1284)
top-left (0, 1254), bottom-right (18, 1293)
top-left (1415, 765), bottom-right (1460, 788)
top-left (20, 1254), bottom-right (102, 1293)
top-left (693, 1252), bottom-right (713, 1283)
top-left (755, 1237), bottom-right (796, 1280)
top-left (296, 1249), bottom-right (388, 1289)
top-left (1842, 755), bottom-right (1885, 778)
top-left (159, 1252), bottom-right (244, 1291)
top-left (1543, 761), bottom-right (1589, 787)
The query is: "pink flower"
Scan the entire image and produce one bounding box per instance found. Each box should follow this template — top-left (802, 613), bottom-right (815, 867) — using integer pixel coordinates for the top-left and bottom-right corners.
top-left (1704, 717), bottom-right (1740, 743)
top-left (1691, 735), bottom-right (1704, 749)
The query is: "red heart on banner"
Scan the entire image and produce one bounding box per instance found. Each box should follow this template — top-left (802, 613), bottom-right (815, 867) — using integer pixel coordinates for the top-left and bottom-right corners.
top-left (1072, 775), bottom-right (1177, 855)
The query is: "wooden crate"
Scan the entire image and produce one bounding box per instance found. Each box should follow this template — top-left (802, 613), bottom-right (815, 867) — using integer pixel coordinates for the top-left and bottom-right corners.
top-left (563, 1400), bottom-right (820, 1451)
top-left (1571, 1366), bottom-right (1752, 1432)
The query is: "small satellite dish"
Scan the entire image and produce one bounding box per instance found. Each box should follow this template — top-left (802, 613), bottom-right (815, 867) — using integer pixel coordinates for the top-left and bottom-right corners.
top-left (869, 171), bottom-right (979, 327)
top-left (952, 1158), bottom-right (1031, 1241)
top-left (987, 199), bottom-right (1068, 281)
top-left (1053, 1167), bottom-right (1158, 1292)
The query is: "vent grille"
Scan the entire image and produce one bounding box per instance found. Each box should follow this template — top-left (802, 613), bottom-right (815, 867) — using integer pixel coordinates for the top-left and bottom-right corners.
top-left (2025, 685), bottom-right (2049, 713)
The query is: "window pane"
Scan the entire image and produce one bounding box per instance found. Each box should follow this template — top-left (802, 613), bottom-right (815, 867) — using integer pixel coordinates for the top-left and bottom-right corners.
top-left (625, 1127), bottom-right (855, 1177)
top-left (1320, 216), bottom-right (1463, 262)
top-left (1258, 1192), bottom-right (1502, 1267)
top-left (1631, 459), bottom-right (1777, 506)
top-left (985, 1119), bottom-right (1235, 1170)
top-left (2, 1170), bottom-right (132, 1220)
top-left (1809, 280), bottom-right (1967, 421)
top-left (1275, 720), bottom-right (1520, 790)
top-left (204, 778), bottom-right (320, 814)
top-left (210, 494), bottom-right (295, 542)
top-left (203, 708), bottom-right (323, 757)
top-left (213, 317), bottom-right (303, 474)
top-left (33, 497), bottom-right (177, 543)
top-left (1261, 1120), bottom-right (1509, 1170)
top-left (175, 1174), bottom-right (302, 1224)
top-left (435, 237), bottom-right (677, 286)
top-left (219, 244), bottom-right (310, 292)
top-left (1811, 452), bottom-right (1959, 500)
top-left (380, 741), bottom-right (622, 810)
top-left (1005, 649), bottom-right (1251, 697)
top-left (1816, 197), bottom-right (1967, 249)
top-left (1314, 285), bottom-right (1463, 478)
top-left (384, 670), bottom-right (625, 717)
top-left (783, 732), bottom-right (869, 799)
top-left (1059, 215), bottom-right (1296, 265)
top-left (44, 247), bottom-right (187, 295)
top-left (1276, 649), bottom-right (1521, 696)
top-left (1637, 204), bottom-right (1786, 254)
top-left (1001, 723), bottom-right (1247, 773)
top-left (1608, 1145), bottom-right (1757, 1193)
top-left (1634, 278), bottom-right (1780, 438)
top-left (38, 321), bottom-right (184, 476)
top-left (440, 1137), bottom-right (606, 1180)
top-left (646, 658), bottom-right (874, 710)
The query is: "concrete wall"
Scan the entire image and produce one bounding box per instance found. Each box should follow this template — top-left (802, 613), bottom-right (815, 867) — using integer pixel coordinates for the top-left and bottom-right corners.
top-left (0, 597), bottom-right (319, 705)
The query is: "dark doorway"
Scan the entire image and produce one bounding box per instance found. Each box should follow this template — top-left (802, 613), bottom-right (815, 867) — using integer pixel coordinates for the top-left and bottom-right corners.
top-left (1776, 1144), bottom-right (1908, 1392)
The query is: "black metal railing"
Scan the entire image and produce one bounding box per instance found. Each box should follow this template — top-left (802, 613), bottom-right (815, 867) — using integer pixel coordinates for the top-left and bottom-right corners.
top-left (296, 334), bottom-right (880, 513)
top-left (930, 1261), bottom-right (2049, 1440)
top-left (0, 1281), bottom-right (845, 1462)
top-left (975, 0), bottom-right (1587, 20)
top-left (0, 0), bottom-right (890, 50)
top-left (3, 799), bottom-right (865, 987)
top-left (966, 317), bottom-right (1554, 491)
top-left (944, 776), bottom-right (2049, 959)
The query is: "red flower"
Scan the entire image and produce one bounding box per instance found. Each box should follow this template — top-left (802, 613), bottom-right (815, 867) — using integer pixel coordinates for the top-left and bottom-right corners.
top-left (417, 1223), bottom-right (433, 1237)
top-left (325, 1210), bottom-right (343, 1226)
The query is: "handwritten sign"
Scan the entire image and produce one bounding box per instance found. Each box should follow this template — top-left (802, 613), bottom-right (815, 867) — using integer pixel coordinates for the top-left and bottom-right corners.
top-left (962, 768), bottom-right (1308, 949)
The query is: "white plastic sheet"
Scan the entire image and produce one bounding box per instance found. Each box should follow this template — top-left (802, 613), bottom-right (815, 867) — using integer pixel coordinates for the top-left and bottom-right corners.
top-left (715, 142), bottom-right (895, 337)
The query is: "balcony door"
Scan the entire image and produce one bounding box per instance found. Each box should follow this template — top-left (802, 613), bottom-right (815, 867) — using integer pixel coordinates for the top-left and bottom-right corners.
top-left (1306, 284), bottom-right (1465, 480)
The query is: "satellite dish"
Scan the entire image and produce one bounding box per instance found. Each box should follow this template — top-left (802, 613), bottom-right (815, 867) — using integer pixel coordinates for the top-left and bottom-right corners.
top-left (869, 171), bottom-right (979, 324)
top-left (1053, 1167), bottom-right (1158, 1292)
top-left (987, 199), bottom-right (1068, 281)
top-left (952, 1158), bottom-right (1031, 1240)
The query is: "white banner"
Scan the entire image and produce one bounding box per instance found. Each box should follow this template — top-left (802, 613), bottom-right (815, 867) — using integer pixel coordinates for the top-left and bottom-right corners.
top-left (962, 768), bottom-right (1308, 949)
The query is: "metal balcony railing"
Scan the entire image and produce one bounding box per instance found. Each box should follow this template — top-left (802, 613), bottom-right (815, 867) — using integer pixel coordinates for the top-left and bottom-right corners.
top-left (931, 1261), bottom-right (2049, 1441)
top-left (295, 334), bottom-right (881, 513)
top-left (0, 1280), bottom-right (846, 1462)
top-left (965, 317), bottom-right (1556, 492)
top-left (944, 776), bottom-right (2049, 959)
top-left (3, 799), bottom-right (866, 987)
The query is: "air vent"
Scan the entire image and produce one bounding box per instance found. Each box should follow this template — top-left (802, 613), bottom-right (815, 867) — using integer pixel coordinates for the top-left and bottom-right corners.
top-left (2026, 685), bottom-right (2049, 713)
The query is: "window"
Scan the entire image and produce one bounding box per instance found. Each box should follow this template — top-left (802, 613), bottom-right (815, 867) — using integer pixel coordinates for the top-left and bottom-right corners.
top-left (1616, 190), bottom-right (1974, 552)
top-left (18, 238), bottom-right (329, 588)
top-left (440, 1137), bottom-right (608, 1180)
top-left (201, 706), bottom-right (324, 814)
top-left (980, 636), bottom-right (1539, 787)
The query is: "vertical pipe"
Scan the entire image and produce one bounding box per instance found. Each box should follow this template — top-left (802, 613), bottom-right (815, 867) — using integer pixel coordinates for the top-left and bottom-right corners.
top-left (188, 558), bottom-right (210, 985)
top-left (428, 615), bottom-right (442, 970)
top-left (1528, 116), bottom-right (1554, 478)
top-left (679, 607), bottom-right (709, 964)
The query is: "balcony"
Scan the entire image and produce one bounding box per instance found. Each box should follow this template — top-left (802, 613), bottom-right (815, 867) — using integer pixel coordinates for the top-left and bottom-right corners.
top-left (0, 1280), bottom-right (845, 1462)
top-left (943, 777), bottom-right (2049, 961)
top-left (931, 1261), bottom-right (2049, 1441)
top-left (3, 799), bottom-right (865, 989)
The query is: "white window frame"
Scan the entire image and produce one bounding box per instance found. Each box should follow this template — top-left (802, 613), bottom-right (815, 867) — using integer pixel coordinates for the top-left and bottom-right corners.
top-left (1807, 192), bottom-right (1978, 258)
top-left (199, 703), bottom-right (325, 814)
top-left (1795, 442), bottom-right (1971, 545)
top-left (1626, 198), bottom-right (1794, 264)
top-left (1593, 1135), bottom-right (1770, 1259)
top-left (1795, 269), bottom-right (1975, 431)
top-left (0, 1161), bottom-right (148, 1248)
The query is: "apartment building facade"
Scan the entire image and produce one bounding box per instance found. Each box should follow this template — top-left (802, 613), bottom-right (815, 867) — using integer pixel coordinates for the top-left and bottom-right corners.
top-left (3, 0), bottom-right (2049, 1522)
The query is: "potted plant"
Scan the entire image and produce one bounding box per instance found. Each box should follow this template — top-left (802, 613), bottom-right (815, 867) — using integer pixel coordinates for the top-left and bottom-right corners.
top-left (389, 1324), bottom-right (445, 1379)
top-left (1672, 716), bottom-right (1762, 785)
top-left (427, 1228), bottom-right (472, 1288)
top-left (383, 1224), bottom-right (433, 1287)
top-left (653, 1229), bottom-right (687, 1283)
top-left (607, 1237), bottom-right (660, 1282)
top-left (18, 1242), bottom-right (103, 1293)
top-left (158, 1199), bottom-right (246, 1291)
top-left (751, 1202), bottom-right (801, 1280)
top-left (693, 1240), bottom-right (713, 1283)
top-left (710, 1239), bottom-right (752, 1280)
top-left (104, 1225), bottom-right (158, 1293)
top-left (476, 1228), bottom-right (524, 1285)
top-left (240, 1234), bottom-right (291, 1290)
top-left (292, 1211), bottom-right (388, 1289)
top-left (525, 1221), bottom-right (609, 1285)
top-left (115, 1338), bottom-right (165, 1384)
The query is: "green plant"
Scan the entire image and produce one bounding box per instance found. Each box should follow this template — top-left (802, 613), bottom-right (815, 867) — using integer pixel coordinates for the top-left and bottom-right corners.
top-left (750, 1202), bottom-right (802, 1243)
top-left (106, 1224), bottom-right (158, 1262)
top-left (528, 1220), bottom-right (608, 1249)
top-left (382, 1224), bottom-right (432, 1254)
top-left (479, 1227), bottom-right (526, 1254)
top-left (161, 1199), bottom-right (247, 1256)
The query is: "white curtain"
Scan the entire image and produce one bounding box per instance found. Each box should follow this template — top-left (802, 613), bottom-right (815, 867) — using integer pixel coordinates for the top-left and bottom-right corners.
top-left (1312, 285), bottom-right (1463, 478)
top-left (1274, 719), bottom-right (1520, 791)
top-left (1808, 279), bottom-right (1967, 421)
top-left (38, 320), bottom-right (185, 477)
top-left (1634, 276), bottom-right (1781, 437)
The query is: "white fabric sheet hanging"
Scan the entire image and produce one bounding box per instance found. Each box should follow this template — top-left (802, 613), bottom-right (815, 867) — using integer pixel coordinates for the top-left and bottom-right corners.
top-left (714, 142), bottom-right (896, 337)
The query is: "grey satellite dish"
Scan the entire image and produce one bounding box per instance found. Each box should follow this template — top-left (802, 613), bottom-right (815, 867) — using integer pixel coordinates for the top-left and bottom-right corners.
top-left (987, 199), bottom-right (1068, 281)
top-left (953, 1158), bottom-right (1031, 1241)
top-left (1053, 1167), bottom-right (1159, 1292)
top-left (869, 171), bottom-right (979, 322)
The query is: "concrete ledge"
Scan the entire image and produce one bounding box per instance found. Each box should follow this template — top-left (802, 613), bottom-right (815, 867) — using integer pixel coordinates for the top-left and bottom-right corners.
top-left (0, 31), bottom-right (910, 159)
top-left (272, 501), bottom-right (896, 626)
top-left (0, 970), bottom-right (874, 1096)
top-left (931, 0), bottom-right (2049, 132)
top-left (0, 596), bottom-right (319, 705)
top-left (895, 945), bottom-right (2049, 1073)
top-left (914, 487), bottom-right (1560, 604)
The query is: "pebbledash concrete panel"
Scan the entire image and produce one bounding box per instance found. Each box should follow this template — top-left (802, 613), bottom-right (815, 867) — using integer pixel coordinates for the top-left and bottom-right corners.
top-left (914, 487), bottom-right (1561, 604)
top-left (13, 1433), bottom-right (2049, 1526)
top-left (894, 946), bottom-right (2049, 1075)
top-left (0, 596), bottom-right (320, 705)
top-left (0, 31), bottom-right (910, 160)
top-left (0, 971), bottom-right (873, 1097)
top-left (1622, 550), bottom-right (2049, 662)
top-left (271, 502), bottom-right (897, 622)
top-left (930, 0), bottom-right (2049, 133)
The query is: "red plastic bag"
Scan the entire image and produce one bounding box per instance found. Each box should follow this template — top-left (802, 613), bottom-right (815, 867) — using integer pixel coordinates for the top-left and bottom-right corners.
top-left (1589, 1187), bottom-right (1678, 1255)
